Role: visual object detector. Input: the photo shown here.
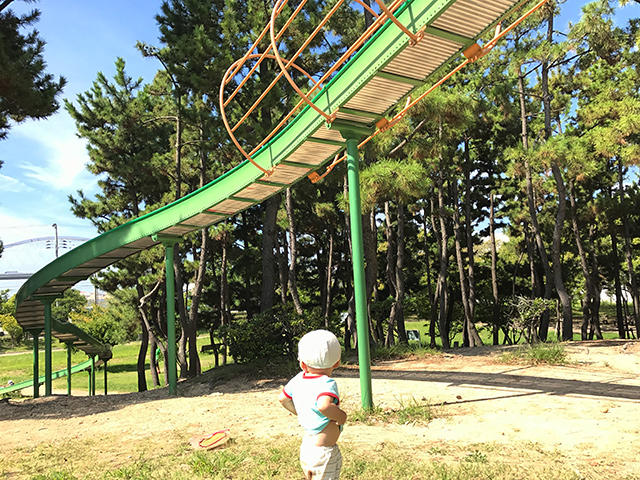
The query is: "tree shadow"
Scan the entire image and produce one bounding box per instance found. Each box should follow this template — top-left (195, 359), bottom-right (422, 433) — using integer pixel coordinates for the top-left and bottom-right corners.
top-left (335, 367), bottom-right (640, 402)
top-left (0, 364), bottom-right (292, 421)
top-left (439, 338), bottom-right (638, 357)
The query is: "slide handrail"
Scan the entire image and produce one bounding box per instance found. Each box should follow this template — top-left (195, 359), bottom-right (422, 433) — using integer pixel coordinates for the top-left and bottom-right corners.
top-left (0, 357), bottom-right (97, 395)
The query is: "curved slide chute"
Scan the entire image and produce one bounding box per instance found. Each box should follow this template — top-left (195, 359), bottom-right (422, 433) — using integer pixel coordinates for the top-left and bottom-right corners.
top-left (14, 0), bottom-right (545, 397)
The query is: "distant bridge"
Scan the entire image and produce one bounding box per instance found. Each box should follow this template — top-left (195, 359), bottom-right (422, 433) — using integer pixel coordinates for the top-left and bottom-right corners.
top-left (0, 272), bottom-right (33, 280)
top-left (3, 236), bottom-right (89, 248)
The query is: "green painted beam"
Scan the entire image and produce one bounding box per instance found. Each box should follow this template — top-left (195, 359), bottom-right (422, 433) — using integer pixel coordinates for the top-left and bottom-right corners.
top-left (425, 25), bottom-right (473, 45)
top-left (255, 179), bottom-right (289, 187)
top-left (376, 70), bottom-right (424, 86)
top-left (336, 106), bottom-right (381, 119)
top-left (229, 195), bottom-right (260, 203)
top-left (280, 160), bottom-right (317, 168)
top-left (307, 137), bottom-right (345, 146)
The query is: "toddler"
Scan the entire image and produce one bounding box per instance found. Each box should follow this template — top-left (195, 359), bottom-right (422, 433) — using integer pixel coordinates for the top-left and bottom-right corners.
top-left (279, 330), bottom-right (346, 479)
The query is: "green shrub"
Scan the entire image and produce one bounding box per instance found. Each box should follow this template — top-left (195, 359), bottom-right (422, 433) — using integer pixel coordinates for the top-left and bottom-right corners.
top-left (222, 303), bottom-right (334, 363)
top-left (0, 313), bottom-right (23, 345)
top-left (70, 306), bottom-right (126, 346)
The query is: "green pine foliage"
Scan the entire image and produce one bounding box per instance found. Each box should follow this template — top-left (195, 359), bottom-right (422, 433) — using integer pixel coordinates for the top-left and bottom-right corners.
top-left (0, 6), bottom-right (65, 140)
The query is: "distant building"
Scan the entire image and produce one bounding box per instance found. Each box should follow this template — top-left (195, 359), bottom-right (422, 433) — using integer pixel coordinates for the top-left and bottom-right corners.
top-left (79, 289), bottom-right (108, 306)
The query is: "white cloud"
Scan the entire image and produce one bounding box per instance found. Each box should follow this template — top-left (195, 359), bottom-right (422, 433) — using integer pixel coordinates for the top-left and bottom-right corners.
top-left (13, 112), bottom-right (92, 190)
top-left (0, 173), bottom-right (32, 193)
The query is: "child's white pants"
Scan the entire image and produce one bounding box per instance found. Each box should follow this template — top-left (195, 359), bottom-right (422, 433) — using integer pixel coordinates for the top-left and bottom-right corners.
top-left (299, 435), bottom-right (342, 479)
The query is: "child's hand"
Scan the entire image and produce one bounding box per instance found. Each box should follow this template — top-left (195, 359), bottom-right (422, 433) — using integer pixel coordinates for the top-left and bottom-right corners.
top-left (317, 396), bottom-right (346, 425)
top-left (334, 408), bottom-right (347, 426)
top-left (279, 390), bottom-right (297, 415)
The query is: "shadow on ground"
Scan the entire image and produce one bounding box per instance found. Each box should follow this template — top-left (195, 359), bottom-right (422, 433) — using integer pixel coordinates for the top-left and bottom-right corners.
top-left (335, 365), bottom-right (640, 402)
top-left (4, 345), bottom-right (640, 422)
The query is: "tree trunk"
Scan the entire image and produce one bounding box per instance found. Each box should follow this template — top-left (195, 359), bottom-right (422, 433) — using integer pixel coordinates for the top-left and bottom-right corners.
top-left (137, 319), bottom-right (149, 392)
top-left (452, 180), bottom-right (482, 347)
top-left (149, 335), bottom-right (160, 387)
top-left (568, 180), bottom-right (599, 341)
top-left (618, 159), bottom-right (640, 337)
top-left (524, 222), bottom-right (539, 299)
top-left (384, 201), bottom-right (396, 346)
top-left (550, 164), bottom-right (573, 341)
top-left (174, 255), bottom-right (189, 378)
top-left (518, 63), bottom-right (553, 340)
top-left (393, 200), bottom-right (408, 344)
top-left (261, 194), bottom-right (281, 312)
top-left (606, 182), bottom-right (626, 338)
top-left (429, 196), bottom-right (439, 348)
top-left (135, 281), bottom-right (163, 392)
top-left (490, 193), bottom-right (500, 345)
top-left (541, 9), bottom-right (572, 341)
top-left (175, 94), bottom-right (182, 200)
top-left (436, 171), bottom-right (450, 349)
top-left (463, 138), bottom-right (477, 320)
top-left (588, 225), bottom-right (603, 339)
top-left (285, 188), bottom-right (303, 314)
top-left (220, 229), bottom-right (231, 366)
top-left (363, 209), bottom-right (379, 343)
top-left (185, 229), bottom-right (208, 377)
top-left (323, 231), bottom-right (334, 326)
top-left (276, 228), bottom-right (289, 304)
top-left (422, 204), bottom-right (434, 313)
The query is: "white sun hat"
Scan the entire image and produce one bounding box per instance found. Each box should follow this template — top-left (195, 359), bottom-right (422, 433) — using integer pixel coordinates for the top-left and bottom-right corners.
top-left (298, 330), bottom-right (341, 369)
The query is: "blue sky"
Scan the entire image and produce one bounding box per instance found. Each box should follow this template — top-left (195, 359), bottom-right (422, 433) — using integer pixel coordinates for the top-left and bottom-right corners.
top-left (0, 1), bottom-right (163, 290)
top-left (0, 0), bottom-right (636, 292)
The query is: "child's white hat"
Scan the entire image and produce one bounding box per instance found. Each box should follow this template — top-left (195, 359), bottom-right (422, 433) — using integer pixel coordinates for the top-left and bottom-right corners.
top-left (298, 330), bottom-right (341, 369)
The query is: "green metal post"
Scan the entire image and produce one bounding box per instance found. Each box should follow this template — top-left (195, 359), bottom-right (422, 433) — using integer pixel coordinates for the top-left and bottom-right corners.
top-left (153, 234), bottom-right (181, 396)
top-left (42, 299), bottom-right (53, 396)
top-left (165, 243), bottom-right (178, 395)
top-left (90, 356), bottom-right (96, 396)
top-left (104, 360), bottom-right (108, 395)
top-left (66, 342), bottom-right (72, 396)
top-left (32, 330), bottom-right (41, 398)
top-left (344, 136), bottom-right (373, 410)
top-left (87, 370), bottom-right (91, 395)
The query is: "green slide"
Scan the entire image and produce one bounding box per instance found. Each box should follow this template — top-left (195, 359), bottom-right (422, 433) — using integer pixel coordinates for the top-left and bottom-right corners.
top-left (0, 357), bottom-right (94, 395)
top-left (14, 0), bottom-right (533, 395)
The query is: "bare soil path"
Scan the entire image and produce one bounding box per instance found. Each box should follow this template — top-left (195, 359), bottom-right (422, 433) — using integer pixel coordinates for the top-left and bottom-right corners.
top-left (1, 339), bottom-right (639, 478)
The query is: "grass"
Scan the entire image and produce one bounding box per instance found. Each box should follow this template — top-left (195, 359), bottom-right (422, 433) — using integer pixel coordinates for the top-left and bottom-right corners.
top-left (0, 334), bottom-right (223, 394)
top-left (0, 434), bottom-right (595, 480)
top-left (350, 397), bottom-right (437, 425)
top-left (498, 343), bottom-right (568, 366)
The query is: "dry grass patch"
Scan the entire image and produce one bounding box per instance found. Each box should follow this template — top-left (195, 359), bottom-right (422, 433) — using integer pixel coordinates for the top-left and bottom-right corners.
top-left (0, 431), bottom-right (604, 480)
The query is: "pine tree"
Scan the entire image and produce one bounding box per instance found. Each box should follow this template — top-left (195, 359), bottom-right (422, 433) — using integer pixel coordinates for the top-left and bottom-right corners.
top-left (0, 3), bottom-right (65, 140)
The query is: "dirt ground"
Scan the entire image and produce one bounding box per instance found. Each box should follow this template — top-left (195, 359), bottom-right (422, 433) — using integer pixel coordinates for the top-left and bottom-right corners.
top-left (1, 339), bottom-right (639, 478)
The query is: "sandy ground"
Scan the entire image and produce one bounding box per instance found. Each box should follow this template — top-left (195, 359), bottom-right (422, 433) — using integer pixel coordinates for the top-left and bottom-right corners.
top-left (1, 339), bottom-right (639, 478)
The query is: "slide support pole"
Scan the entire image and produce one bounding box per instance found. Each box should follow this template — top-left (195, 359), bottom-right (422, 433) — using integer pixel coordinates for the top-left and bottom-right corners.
top-left (331, 119), bottom-right (374, 410)
top-left (38, 296), bottom-right (56, 397)
top-left (66, 342), bottom-right (72, 396)
top-left (31, 329), bottom-right (41, 398)
top-left (153, 234), bottom-right (182, 395)
top-left (90, 355), bottom-right (96, 396)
